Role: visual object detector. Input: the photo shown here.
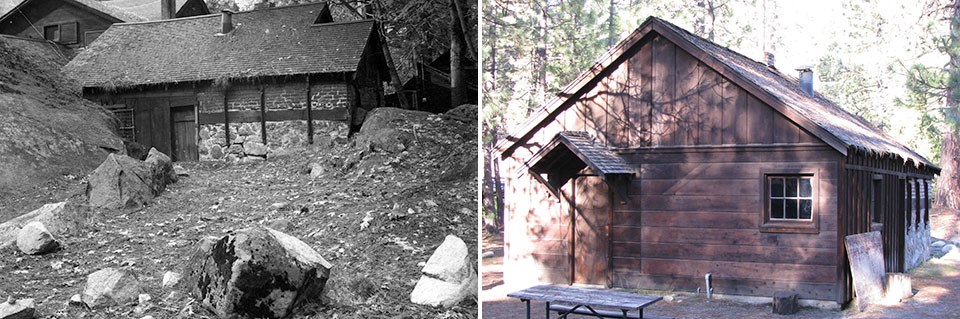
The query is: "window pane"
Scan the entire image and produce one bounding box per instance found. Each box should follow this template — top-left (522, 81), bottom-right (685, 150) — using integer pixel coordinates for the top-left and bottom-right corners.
top-left (771, 199), bottom-right (784, 219)
top-left (800, 199), bottom-right (812, 219)
top-left (786, 199), bottom-right (799, 219)
top-left (800, 178), bottom-right (812, 197)
top-left (771, 178), bottom-right (784, 197)
top-left (44, 25), bottom-right (58, 41)
top-left (786, 178), bottom-right (798, 197)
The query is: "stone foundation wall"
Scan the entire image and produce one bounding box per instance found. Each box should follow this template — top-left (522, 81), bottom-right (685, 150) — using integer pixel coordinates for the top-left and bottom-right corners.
top-left (904, 180), bottom-right (931, 271)
top-left (195, 81), bottom-right (353, 161)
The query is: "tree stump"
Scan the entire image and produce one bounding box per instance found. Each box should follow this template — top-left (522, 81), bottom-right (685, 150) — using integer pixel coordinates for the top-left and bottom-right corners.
top-left (773, 291), bottom-right (799, 315)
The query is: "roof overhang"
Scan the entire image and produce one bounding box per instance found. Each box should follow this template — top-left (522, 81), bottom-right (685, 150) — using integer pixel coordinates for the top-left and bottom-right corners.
top-left (525, 132), bottom-right (633, 201)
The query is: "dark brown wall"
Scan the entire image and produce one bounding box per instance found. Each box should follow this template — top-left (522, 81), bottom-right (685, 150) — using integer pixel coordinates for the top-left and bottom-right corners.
top-left (502, 32), bottom-right (841, 300)
top-left (0, 0), bottom-right (118, 49)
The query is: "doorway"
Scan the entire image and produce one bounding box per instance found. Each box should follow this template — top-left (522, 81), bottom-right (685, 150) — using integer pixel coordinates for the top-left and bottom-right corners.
top-left (170, 105), bottom-right (197, 161)
top-left (572, 175), bottom-right (610, 286)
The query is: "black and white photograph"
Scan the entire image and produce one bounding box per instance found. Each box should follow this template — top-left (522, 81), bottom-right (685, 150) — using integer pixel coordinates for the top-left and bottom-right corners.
top-left (0, 0), bottom-right (478, 317)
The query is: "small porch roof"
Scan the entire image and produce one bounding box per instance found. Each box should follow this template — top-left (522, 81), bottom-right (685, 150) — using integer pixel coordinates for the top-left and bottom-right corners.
top-left (526, 131), bottom-right (633, 196)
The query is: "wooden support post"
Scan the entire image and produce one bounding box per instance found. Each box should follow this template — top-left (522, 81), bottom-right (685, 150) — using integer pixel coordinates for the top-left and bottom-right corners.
top-left (223, 86), bottom-right (230, 145)
top-left (306, 75), bottom-right (313, 144)
top-left (772, 291), bottom-right (799, 315)
top-left (260, 87), bottom-right (267, 144)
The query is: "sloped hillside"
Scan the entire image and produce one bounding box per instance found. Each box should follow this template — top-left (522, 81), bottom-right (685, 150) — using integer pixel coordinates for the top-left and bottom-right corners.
top-left (0, 36), bottom-right (124, 220)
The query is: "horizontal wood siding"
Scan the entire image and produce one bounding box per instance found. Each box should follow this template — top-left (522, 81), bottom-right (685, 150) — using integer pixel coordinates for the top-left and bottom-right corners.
top-left (610, 145), bottom-right (840, 299)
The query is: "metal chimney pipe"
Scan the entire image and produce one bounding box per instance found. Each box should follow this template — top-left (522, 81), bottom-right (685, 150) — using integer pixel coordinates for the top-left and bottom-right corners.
top-left (221, 10), bottom-right (234, 34)
top-left (797, 66), bottom-right (814, 97)
top-left (160, 0), bottom-right (176, 19)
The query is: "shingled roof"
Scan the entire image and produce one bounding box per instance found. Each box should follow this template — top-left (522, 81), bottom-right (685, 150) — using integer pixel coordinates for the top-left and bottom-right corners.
top-left (0, 0), bottom-right (146, 24)
top-left (64, 2), bottom-right (377, 88)
top-left (498, 16), bottom-right (937, 170)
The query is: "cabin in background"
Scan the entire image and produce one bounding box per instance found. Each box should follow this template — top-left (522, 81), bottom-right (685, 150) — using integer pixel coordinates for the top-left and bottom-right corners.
top-left (392, 52), bottom-right (478, 113)
top-left (64, 3), bottom-right (387, 162)
top-left (497, 16), bottom-right (939, 306)
top-left (0, 0), bottom-right (207, 56)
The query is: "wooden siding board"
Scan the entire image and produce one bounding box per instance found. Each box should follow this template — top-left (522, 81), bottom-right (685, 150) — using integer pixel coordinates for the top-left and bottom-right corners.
top-left (699, 65), bottom-right (723, 145)
top-left (622, 226), bottom-right (837, 249)
top-left (606, 60), bottom-right (630, 147)
top-left (674, 48), bottom-right (699, 145)
top-left (610, 258), bottom-right (835, 283)
top-left (651, 35), bottom-right (676, 146)
top-left (773, 112), bottom-right (800, 143)
top-left (609, 272), bottom-right (837, 300)
top-left (627, 41), bottom-right (653, 146)
top-left (747, 94), bottom-right (773, 144)
top-left (610, 242), bottom-right (837, 266)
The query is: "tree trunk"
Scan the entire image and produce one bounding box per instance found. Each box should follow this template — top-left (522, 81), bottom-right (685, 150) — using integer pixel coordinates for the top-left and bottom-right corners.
top-left (936, 0), bottom-right (960, 209)
top-left (452, 0), bottom-right (477, 61)
top-left (534, 4), bottom-right (548, 106)
top-left (607, 0), bottom-right (616, 47)
top-left (450, 0), bottom-right (465, 107)
top-left (937, 133), bottom-right (960, 208)
top-left (370, 0), bottom-right (408, 110)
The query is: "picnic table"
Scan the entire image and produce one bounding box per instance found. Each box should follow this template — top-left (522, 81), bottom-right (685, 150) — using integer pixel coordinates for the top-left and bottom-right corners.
top-left (507, 285), bottom-right (664, 319)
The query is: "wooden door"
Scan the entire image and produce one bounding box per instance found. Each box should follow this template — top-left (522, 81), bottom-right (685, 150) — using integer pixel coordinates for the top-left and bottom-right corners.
top-left (573, 175), bottom-right (610, 285)
top-left (170, 105), bottom-right (197, 161)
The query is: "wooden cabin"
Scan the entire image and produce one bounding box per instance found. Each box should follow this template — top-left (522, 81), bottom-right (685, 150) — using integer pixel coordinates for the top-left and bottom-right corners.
top-left (496, 16), bottom-right (940, 305)
top-left (393, 52), bottom-right (479, 113)
top-left (64, 3), bottom-right (387, 162)
top-left (0, 0), bottom-right (207, 50)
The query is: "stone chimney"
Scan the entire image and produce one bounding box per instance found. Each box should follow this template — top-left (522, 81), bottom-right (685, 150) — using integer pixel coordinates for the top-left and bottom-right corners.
top-left (160, 0), bottom-right (175, 19)
top-left (764, 52), bottom-right (776, 69)
top-left (220, 10), bottom-right (234, 34)
top-left (797, 66), bottom-right (814, 97)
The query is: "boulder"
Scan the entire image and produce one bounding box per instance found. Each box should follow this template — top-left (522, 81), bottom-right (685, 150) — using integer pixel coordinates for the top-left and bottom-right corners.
top-left (0, 298), bottom-right (35, 319)
top-left (144, 148), bottom-right (177, 187)
top-left (932, 240), bottom-right (946, 248)
top-left (209, 145), bottom-right (224, 160)
top-left (86, 154), bottom-right (158, 210)
top-left (410, 235), bottom-right (477, 307)
top-left (161, 271), bottom-right (181, 290)
top-left (943, 244), bottom-right (956, 255)
top-left (309, 163), bottom-right (324, 178)
top-left (82, 268), bottom-right (142, 308)
top-left (188, 227), bottom-right (332, 318)
top-left (16, 221), bottom-right (59, 255)
top-left (772, 291), bottom-right (799, 315)
top-left (244, 142), bottom-right (268, 157)
top-left (0, 201), bottom-right (91, 248)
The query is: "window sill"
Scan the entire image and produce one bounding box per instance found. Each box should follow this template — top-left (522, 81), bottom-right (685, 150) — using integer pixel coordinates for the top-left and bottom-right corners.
top-left (760, 222), bottom-right (819, 234)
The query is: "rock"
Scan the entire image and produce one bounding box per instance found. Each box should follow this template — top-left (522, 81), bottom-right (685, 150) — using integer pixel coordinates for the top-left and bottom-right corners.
top-left (138, 294), bottom-right (151, 304)
top-left (0, 201), bottom-right (90, 248)
top-left (244, 142), bottom-right (268, 157)
top-left (943, 244), bottom-right (955, 255)
top-left (772, 291), bottom-right (799, 315)
top-left (270, 202), bottom-right (289, 210)
top-left (309, 162), bottom-right (324, 178)
top-left (161, 271), bottom-right (181, 290)
top-left (86, 154), bottom-right (162, 209)
top-left (410, 235), bottom-right (477, 307)
top-left (82, 268), bottom-right (142, 308)
top-left (144, 148), bottom-right (177, 186)
top-left (0, 298), bottom-right (35, 319)
top-left (188, 227), bottom-right (332, 318)
top-left (240, 156), bottom-right (266, 164)
top-left (68, 294), bottom-right (83, 306)
top-left (140, 316), bottom-right (154, 319)
top-left (226, 144), bottom-right (244, 155)
top-left (663, 295), bottom-right (674, 302)
top-left (209, 145), bottom-right (224, 160)
top-left (16, 221), bottom-right (59, 255)
top-left (932, 240), bottom-right (946, 248)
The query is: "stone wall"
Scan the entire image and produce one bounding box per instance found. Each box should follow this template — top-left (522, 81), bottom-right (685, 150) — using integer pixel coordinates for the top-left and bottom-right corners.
top-left (196, 80), bottom-right (353, 161)
top-left (904, 180), bottom-right (931, 271)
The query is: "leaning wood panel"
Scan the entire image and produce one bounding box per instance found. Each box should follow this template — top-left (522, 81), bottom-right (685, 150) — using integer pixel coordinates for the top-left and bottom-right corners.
top-left (609, 272), bottom-right (837, 301)
top-left (610, 242), bottom-right (837, 266)
top-left (651, 35), bottom-right (676, 146)
top-left (612, 258), bottom-right (835, 283)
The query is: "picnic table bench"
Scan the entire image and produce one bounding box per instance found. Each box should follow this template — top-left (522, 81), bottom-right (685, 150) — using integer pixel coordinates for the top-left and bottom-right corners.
top-left (507, 285), bottom-right (667, 319)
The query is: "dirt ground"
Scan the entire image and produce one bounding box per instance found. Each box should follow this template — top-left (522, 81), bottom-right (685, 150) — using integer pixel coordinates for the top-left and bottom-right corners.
top-left (482, 216), bottom-right (960, 319)
top-left (0, 112), bottom-right (478, 318)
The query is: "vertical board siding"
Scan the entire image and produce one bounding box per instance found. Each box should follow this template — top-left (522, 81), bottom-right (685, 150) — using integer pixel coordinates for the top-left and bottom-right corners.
top-left (651, 35), bottom-right (676, 146)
